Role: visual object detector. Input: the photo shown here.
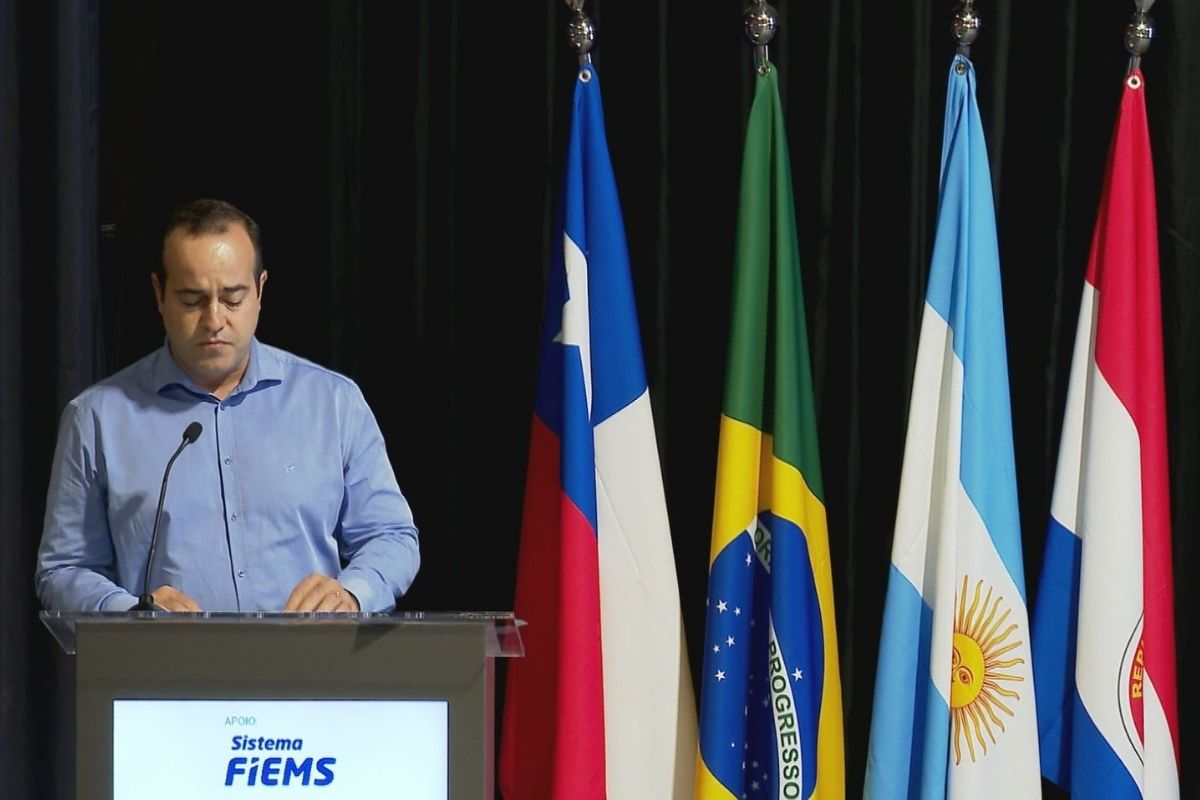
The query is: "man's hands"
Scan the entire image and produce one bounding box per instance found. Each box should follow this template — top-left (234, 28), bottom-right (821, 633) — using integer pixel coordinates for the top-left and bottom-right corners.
top-left (284, 574), bottom-right (360, 613)
top-left (145, 575), bottom-right (359, 612)
top-left (148, 585), bottom-right (203, 612)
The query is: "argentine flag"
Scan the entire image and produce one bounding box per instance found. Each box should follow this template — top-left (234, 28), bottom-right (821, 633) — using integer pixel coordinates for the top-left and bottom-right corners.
top-left (864, 55), bottom-right (1040, 798)
top-left (1030, 68), bottom-right (1180, 799)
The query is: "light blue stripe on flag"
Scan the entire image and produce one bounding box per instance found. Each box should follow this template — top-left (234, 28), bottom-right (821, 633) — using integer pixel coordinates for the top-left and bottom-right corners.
top-left (923, 55), bottom-right (1024, 598)
top-left (865, 567), bottom-right (946, 800)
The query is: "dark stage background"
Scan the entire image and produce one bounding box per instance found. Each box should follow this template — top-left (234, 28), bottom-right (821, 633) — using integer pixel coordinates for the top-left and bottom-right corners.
top-left (2, 2), bottom-right (1196, 797)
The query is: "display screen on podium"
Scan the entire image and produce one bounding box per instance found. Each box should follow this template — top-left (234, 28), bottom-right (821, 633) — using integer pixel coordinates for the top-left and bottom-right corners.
top-left (112, 699), bottom-right (448, 799)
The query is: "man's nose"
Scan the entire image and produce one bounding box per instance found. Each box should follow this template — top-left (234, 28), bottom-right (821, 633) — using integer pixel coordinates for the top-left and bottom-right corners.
top-left (199, 300), bottom-right (225, 331)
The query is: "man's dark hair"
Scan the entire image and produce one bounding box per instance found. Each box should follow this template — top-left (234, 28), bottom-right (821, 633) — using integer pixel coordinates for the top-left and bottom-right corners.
top-left (158, 198), bottom-right (264, 289)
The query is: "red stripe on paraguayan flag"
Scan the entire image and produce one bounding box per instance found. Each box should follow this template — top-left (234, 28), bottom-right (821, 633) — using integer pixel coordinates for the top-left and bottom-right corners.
top-left (501, 61), bottom-right (696, 800)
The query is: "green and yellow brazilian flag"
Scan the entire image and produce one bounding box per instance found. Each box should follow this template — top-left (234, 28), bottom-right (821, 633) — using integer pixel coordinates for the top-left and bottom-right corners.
top-left (694, 63), bottom-right (844, 800)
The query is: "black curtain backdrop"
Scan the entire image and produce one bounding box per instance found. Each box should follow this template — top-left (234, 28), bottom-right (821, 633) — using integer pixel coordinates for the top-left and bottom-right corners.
top-left (2, 2), bottom-right (1195, 798)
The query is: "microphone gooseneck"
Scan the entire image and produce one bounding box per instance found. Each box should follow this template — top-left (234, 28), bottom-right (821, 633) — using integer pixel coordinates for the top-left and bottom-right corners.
top-left (133, 421), bottom-right (204, 612)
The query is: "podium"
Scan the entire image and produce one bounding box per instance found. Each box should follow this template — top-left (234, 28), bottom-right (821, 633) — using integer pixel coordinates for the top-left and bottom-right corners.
top-left (41, 610), bottom-right (523, 800)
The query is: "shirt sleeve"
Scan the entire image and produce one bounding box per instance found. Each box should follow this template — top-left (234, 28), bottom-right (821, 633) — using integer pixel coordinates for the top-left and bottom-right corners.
top-left (35, 401), bottom-right (140, 612)
top-left (334, 383), bottom-right (420, 612)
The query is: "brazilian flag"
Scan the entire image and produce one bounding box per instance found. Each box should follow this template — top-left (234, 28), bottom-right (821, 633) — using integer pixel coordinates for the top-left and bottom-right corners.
top-left (694, 63), bottom-right (844, 800)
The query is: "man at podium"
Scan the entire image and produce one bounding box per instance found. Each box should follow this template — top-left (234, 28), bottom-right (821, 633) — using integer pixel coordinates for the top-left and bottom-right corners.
top-left (34, 198), bottom-right (420, 614)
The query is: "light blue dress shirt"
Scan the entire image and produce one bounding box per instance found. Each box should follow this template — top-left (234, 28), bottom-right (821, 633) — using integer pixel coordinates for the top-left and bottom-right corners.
top-left (35, 338), bottom-right (419, 612)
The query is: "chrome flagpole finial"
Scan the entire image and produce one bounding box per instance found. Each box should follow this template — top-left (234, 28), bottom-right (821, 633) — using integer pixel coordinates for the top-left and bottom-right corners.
top-left (742, 2), bottom-right (778, 75)
top-left (1125, 10), bottom-right (1154, 75)
top-left (952, 1), bottom-right (981, 59)
top-left (565, 0), bottom-right (594, 67)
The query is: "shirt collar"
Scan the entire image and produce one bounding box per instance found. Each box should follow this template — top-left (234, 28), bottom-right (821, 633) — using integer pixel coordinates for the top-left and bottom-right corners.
top-left (152, 337), bottom-right (283, 399)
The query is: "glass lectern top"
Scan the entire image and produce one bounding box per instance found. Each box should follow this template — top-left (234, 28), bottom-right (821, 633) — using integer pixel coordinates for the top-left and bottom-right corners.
top-left (40, 610), bottom-right (525, 658)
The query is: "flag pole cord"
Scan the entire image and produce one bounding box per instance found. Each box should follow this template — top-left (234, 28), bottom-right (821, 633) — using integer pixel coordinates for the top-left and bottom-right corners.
top-left (565, 0), bottom-right (594, 68)
top-left (1125, 8), bottom-right (1155, 77)
top-left (743, 2), bottom-right (777, 76)
top-left (952, 1), bottom-right (980, 61)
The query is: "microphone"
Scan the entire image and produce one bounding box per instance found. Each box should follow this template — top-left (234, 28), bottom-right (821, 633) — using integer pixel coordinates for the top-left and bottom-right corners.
top-left (133, 421), bottom-right (203, 612)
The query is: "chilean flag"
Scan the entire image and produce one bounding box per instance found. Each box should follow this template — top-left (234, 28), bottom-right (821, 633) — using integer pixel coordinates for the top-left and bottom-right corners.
top-left (499, 63), bottom-right (697, 800)
top-left (1031, 69), bottom-right (1180, 799)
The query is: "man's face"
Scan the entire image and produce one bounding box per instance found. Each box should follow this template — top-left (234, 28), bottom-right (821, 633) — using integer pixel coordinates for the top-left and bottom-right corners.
top-left (152, 224), bottom-right (267, 398)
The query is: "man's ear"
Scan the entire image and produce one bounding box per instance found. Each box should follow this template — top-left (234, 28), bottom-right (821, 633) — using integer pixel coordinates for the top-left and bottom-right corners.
top-left (257, 270), bottom-right (268, 298)
top-left (150, 273), bottom-right (164, 309)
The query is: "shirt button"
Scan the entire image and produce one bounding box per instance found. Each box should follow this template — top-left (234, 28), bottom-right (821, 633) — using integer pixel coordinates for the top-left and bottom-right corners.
top-left (237, 570), bottom-right (246, 578)
top-left (231, 513), bottom-right (238, 521)
top-left (224, 456), bottom-right (232, 465)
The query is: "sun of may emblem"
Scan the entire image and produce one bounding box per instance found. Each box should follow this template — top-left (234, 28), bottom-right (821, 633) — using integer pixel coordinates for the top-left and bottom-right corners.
top-left (950, 575), bottom-right (1025, 765)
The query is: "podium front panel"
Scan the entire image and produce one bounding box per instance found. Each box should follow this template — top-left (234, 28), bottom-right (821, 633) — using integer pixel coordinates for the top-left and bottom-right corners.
top-left (72, 619), bottom-right (496, 799)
